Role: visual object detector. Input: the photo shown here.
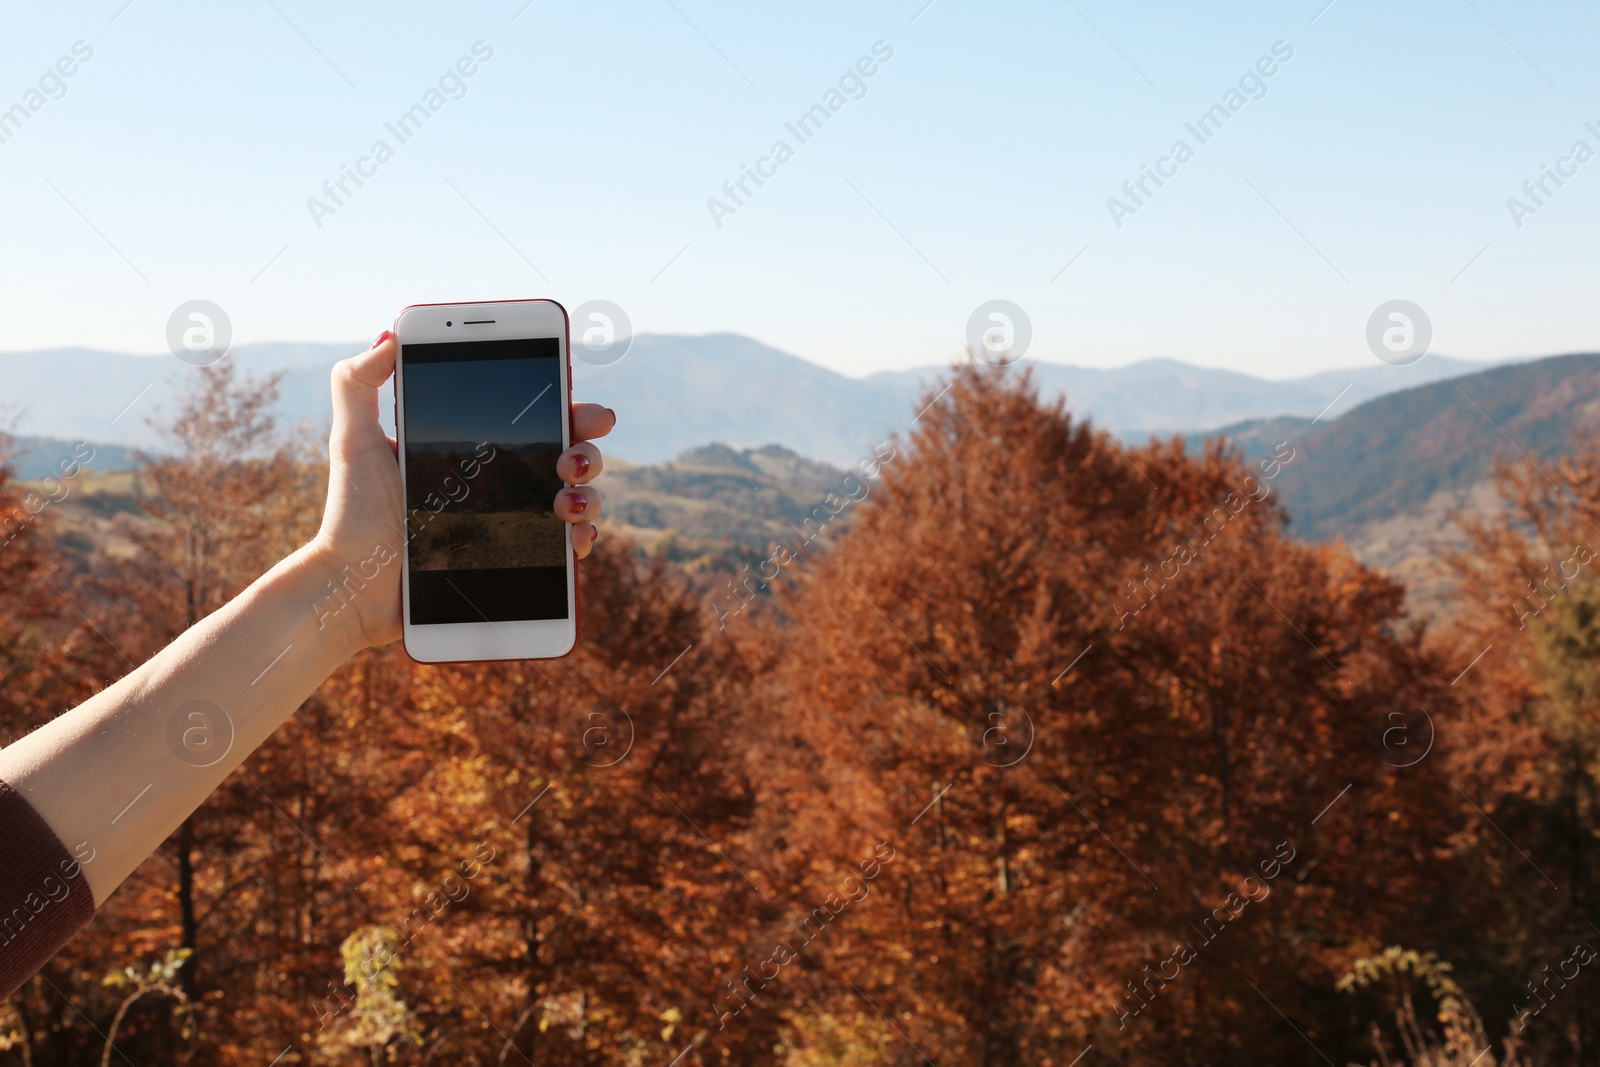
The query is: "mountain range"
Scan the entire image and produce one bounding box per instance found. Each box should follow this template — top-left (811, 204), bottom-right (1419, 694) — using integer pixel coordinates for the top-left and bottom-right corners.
top-left (17, 338), bottom-right (1600, 618)
top-left (0, 333), bottom-right (1513, 467)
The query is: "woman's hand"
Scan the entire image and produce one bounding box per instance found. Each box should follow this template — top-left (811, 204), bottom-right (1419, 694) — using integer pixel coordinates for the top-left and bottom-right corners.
top-left (304, 330), bottom-right (614, 650)
top-left (0, 328), bottom-right (615, 909)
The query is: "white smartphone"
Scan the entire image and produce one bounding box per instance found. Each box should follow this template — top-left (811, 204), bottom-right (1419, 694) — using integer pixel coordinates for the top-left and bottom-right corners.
top-left (393, 298), bottom-right (578, 662)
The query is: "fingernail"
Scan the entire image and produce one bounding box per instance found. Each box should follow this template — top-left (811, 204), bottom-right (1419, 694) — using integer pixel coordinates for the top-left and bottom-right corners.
top-left (567, 491), bottom-right (588, 514)
top-left (590, 526), bottom-right (600, 544)
top-left (606, 407), bottom-right (617, 422)
top-left (570, 453), bottom-right (591, 479)
top-left (371, 329), bottom-right (393, 348)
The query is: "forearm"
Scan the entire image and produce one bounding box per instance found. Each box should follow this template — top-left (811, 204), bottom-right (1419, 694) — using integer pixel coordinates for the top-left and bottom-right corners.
top-left (0, 544), bottom-right (366, 906)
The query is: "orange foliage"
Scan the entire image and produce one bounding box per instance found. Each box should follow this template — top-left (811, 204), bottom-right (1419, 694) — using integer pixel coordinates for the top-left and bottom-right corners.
top-left (4, 360), bottom-right (1594, 1066)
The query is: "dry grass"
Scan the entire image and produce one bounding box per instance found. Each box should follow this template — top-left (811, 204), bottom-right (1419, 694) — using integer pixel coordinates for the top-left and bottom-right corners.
top-left (411, 509), bottom-right (565, 571)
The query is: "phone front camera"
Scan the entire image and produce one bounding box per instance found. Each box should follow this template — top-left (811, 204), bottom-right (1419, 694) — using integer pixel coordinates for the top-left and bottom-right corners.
top-left (446, 320), bottom-right (453, 327)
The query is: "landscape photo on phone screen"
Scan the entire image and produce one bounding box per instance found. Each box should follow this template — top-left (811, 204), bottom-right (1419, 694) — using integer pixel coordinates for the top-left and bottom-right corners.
top-left (401, 337), bottom-right (567, 625)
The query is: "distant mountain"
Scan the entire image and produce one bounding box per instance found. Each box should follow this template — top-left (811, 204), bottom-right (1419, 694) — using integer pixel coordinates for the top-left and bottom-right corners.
top-left (584, 338), bottom-right (1510, 461)
top-left (868, 354), bottom-right (1510, 437)
top-left (8, 436), bottom-right (140, 480)
top-left (1180, 416), bottom-right (1314, 464)
top-left (1199, 353), bottom-right (1600, 615)
top-left (1220, 353), bottom-right (1600, 541)
top-left (0, 341), bottom-right (361, 455)
top-left (25, 350), bottom-right (1600, 622)
top-left (0, 334), bottom-right (1509, 468)
top-left (574, 334), bottom-right (906, 466)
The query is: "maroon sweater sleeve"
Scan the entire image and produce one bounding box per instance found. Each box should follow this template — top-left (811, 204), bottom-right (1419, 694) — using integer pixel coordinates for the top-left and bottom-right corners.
top-left (0, 778), bottom-right (95, 998)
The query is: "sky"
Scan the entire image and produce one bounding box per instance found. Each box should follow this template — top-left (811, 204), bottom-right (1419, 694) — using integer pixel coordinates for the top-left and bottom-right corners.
top-left (0, 0), bottom-right (1596, 380)
top-left (404, 356), bottom-right (562, 446)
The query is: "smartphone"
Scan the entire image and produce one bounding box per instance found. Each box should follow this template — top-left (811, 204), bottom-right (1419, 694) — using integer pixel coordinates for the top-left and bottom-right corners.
top-left (393, 298), bottom-right (577, 662)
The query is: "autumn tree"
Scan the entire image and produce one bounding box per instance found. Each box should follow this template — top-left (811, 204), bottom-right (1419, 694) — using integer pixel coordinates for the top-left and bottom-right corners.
top-left (0, 431), bottom-right (122, 1067)
top-left (1437, 442), bottom-right (1600, 1064)
top-left (0, 430), bottom-right (88, 730)
top-left (734, 364), bottom-right (1469, 1066)
top-left (6, 354), bottom-right (1577, 1067)
top-left (326, 537), bottom-right (782, 1066)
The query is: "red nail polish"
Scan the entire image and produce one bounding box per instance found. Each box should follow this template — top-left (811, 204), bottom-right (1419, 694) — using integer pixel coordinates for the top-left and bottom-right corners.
top-left (371, 329), bottom-right (392, 348)
top-left (571, 453), bottom-right (591, 479)
top-left (590, 525), bottom-right (600, 543)
top-left (567, 491), bottom-right (588, 514)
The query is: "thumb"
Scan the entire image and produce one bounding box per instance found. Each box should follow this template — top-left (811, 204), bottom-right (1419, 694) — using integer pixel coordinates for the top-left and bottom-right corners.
top-left (331, 331), bottom-right (396, 445)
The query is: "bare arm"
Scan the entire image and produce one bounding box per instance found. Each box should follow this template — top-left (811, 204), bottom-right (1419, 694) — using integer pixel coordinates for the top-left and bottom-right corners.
top-left (0, 545), bottom-right (368, 904)
top-left (0, 333), bottom-right (612, 907)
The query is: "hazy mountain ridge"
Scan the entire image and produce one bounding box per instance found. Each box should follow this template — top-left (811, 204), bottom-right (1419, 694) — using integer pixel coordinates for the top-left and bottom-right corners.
top-left (0, 333), bottom-right (1508, 467)
top-left (872, 353), bottom-right (1510, 439)
top-left (19, 351), bottom-right (1600, 619)
top-left (7, 435), bottom-right (141, 480)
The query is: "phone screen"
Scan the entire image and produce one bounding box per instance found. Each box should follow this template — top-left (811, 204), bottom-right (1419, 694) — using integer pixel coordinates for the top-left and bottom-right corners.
top-left (401, 337), bottom-right (568, 625)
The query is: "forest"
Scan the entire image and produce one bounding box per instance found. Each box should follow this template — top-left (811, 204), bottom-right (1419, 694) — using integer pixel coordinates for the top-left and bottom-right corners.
top-left (2, 359), bottom-right (1598, 1067)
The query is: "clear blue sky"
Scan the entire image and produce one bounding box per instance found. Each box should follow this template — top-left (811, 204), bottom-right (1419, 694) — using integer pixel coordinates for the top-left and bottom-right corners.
top-left (0, 0), bottom-right (1596, 379)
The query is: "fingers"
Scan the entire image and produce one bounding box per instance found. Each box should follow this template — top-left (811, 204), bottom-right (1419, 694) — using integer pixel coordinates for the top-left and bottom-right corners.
top-left (563, 407), bottom-right (609, 560)
top-left (331, 331), bottom-right (397, 446)
top-left (555, 484), bottom-right (602, 523)
top-left (572, 402), bottom-right (616, 443)
top-left (559, 441), bottom-right (603, 484)
top-left (571, 522), bottom-right (600, 559)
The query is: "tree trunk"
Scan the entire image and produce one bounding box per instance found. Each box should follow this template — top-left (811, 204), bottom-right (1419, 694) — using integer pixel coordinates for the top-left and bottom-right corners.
top-left (520, 812), bottom-right (541, 1063)
top-left (177, 819), bottom-right (198, 999)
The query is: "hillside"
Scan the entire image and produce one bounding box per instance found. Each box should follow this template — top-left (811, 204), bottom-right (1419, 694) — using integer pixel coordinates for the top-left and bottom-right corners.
top-left (30, 468), bottom-right (149, 566)
top-left (1274, 353), bottom-right (1600, 539)
top-left (30, 443), bottom-right (857, 587)
top-left (594, 443), bottom-right (860, 571)
top-left (1203, 353), bottom-right (1600, 614)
